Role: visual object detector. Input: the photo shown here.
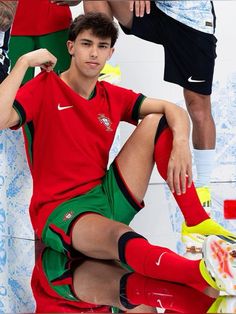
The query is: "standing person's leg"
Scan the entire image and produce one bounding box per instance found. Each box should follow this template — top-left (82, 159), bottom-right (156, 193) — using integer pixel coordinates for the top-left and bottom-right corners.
top-left (184, 91), bottom-right (216, 208)
top-left (83, 1), bottom-right (133, 28)
top-left (160, 18), bottom-right (217, 211)
top-left (83, 1), bottom-right (113, 19)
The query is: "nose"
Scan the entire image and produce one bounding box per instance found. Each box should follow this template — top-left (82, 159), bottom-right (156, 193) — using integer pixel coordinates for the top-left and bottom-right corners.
top-left (90, 45), bottom-right (98, 58)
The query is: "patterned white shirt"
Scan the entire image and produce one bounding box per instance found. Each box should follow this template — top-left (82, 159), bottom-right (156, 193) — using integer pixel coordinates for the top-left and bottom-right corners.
top-left (155, 1), bottom-right (215, 34)
top-left (0, 29), bottom-right (10, 68)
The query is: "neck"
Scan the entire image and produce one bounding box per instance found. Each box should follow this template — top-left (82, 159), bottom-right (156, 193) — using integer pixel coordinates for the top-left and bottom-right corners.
top-left (60, 67), bottom-right (98, 100)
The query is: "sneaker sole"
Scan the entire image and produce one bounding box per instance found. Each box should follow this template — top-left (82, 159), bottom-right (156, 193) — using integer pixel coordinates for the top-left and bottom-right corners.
top-left (202, 236), bottom-right (236, 295)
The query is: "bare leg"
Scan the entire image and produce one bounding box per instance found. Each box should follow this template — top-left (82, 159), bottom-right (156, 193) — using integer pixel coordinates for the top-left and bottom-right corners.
top-left (73, 258), bottom-right (157, 312)
top-left (83, 0), bottom-right (133, 29)
top-left (184, 90), bottom-right (215, 188)
top-left (72, 213), bottom-right (132, 259)
top-left (184, 90), bottom-right (215, 150)
top-left (83, 1), bottom-right (113, 19)
top-left (115, 113), bottom-right (161, 202)
top-left (73, 259), bottom-right (128, 310)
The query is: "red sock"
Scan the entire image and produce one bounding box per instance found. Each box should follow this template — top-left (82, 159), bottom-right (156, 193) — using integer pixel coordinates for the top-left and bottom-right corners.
top-left (122, 273), bottom-right (214, 313)
top-left (118, 232), bottom-right (208, 292)
top-left (154, 125), bottom-right (209, 226)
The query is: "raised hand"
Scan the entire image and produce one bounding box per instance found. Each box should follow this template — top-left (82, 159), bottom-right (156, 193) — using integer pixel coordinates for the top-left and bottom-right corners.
top-left (129, 0), bottom-right (151, 17)
top-left (21, 49), bottom-right (57, 72)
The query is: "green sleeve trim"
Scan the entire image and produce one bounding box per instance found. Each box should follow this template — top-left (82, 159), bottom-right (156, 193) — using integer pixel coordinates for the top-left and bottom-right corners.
top-left (131, 94), bottom-right (146, 122)
top-left (12, 99), bottom-right (26, 128)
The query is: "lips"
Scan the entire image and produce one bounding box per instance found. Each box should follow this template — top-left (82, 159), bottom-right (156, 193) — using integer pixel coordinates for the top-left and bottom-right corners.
top-left (86, 61), bottom-right (100, 68)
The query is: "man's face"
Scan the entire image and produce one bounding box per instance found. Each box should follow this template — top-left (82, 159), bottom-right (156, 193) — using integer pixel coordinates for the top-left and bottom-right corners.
top-left (68, 29), bottom-right (114, 78)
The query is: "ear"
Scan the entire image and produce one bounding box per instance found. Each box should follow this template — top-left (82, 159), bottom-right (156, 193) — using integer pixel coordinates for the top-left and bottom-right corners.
top-left (67, 40), bottom-right (75, 56)
top-left (107, 47), bottom-right (115, 61)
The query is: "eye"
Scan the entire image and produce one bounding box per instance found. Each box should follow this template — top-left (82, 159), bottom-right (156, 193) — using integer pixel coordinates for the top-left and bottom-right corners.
top-left (99, 44), bottom-right (109, 49)
top-left (81, 42), bottom-right (91, 46)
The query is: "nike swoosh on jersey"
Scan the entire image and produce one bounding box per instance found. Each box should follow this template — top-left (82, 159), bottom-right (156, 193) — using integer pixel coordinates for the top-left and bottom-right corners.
top-left (156, 252), bottom-right (167, 266)
top-left (58, 104), bottom-right (73, 111)
top-left (188, 76), bottom-right (206, 83)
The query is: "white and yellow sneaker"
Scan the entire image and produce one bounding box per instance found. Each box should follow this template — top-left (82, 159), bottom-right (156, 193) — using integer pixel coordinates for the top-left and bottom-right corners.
top-left (202, 235), bottom-right (236, 295)
top-left (181, 218), bottom-right (236, 253)
top-left (98, 63), bottom-right (121, 85)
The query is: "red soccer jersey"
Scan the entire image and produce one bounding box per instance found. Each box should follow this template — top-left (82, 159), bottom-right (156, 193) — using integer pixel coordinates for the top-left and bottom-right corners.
top-left (11, 0), bottom-right (72, 36)
top-left (13, 71), bottom-right (145, 237)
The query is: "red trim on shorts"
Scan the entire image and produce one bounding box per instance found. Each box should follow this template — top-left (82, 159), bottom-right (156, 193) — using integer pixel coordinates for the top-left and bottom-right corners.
top-left (114, 159), bottom-right (144, 210)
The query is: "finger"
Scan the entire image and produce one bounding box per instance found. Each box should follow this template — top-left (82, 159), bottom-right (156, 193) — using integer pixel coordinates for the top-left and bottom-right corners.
top-left (167, 167), bottom-right (174, 194)
top-left (180, 170), bottom-right (187, 194)
top-left (129, 1), bottom-right (134, 12)
top-left (41, 61), bottom-right (55, 72)
top-left (173, 170), bottom-right (181, 195)
top-left (135, 1), bottom-right (140, 17)
top-left (187, 166), bottom-right (193, 188)
top-left (139, 1), bottom-right (145, 17)
top-left (145, 1), bottom-right (151, 14)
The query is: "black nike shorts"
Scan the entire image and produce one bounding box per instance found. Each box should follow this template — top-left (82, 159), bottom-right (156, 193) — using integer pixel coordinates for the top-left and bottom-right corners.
top-left (120, 2), bottom-right (217, 95)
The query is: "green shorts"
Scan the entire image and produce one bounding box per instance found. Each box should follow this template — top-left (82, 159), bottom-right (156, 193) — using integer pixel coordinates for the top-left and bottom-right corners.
top-left (42, 161), bottom-right (144, 256)
top-left (39, 248), bottom-right (121, 312)
top-left (9, 29), bottom-right (70, 84)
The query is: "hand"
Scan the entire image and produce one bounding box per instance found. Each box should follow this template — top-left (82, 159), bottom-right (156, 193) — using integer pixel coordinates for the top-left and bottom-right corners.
top-left (166, 141), bottom-right (193, 195)
top-left (20, 49), bottom-right (57, 72)
top-left (129, 1), bottom-right (151, 17)
top-left (50, 0), bottom-right (81, 6)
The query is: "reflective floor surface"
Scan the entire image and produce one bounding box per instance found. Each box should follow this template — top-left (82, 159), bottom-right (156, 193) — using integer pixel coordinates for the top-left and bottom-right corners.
top-left (1, 182), bottom-right (236, 313)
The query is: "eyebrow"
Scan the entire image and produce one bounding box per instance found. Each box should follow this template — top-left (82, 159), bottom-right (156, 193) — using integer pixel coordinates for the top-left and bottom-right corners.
top-left (79, 38), bottom-right (110, 46)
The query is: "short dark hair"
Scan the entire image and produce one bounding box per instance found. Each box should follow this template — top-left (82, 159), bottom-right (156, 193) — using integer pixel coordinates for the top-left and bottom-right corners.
top-left (68, 12), bottom-right (119, 48)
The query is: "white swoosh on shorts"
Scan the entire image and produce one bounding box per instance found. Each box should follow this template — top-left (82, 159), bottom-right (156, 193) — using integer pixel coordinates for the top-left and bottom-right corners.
top-left (188, 76), bottom-right (206, 83)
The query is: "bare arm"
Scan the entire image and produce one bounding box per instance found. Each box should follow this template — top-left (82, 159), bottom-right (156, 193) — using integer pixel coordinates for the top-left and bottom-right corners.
top-left (0, 0), bottom-right (18, 32)
top-left (0, 49), bottom-right (57, 130)
top-left (140, 98), bottom-right (192, 195)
